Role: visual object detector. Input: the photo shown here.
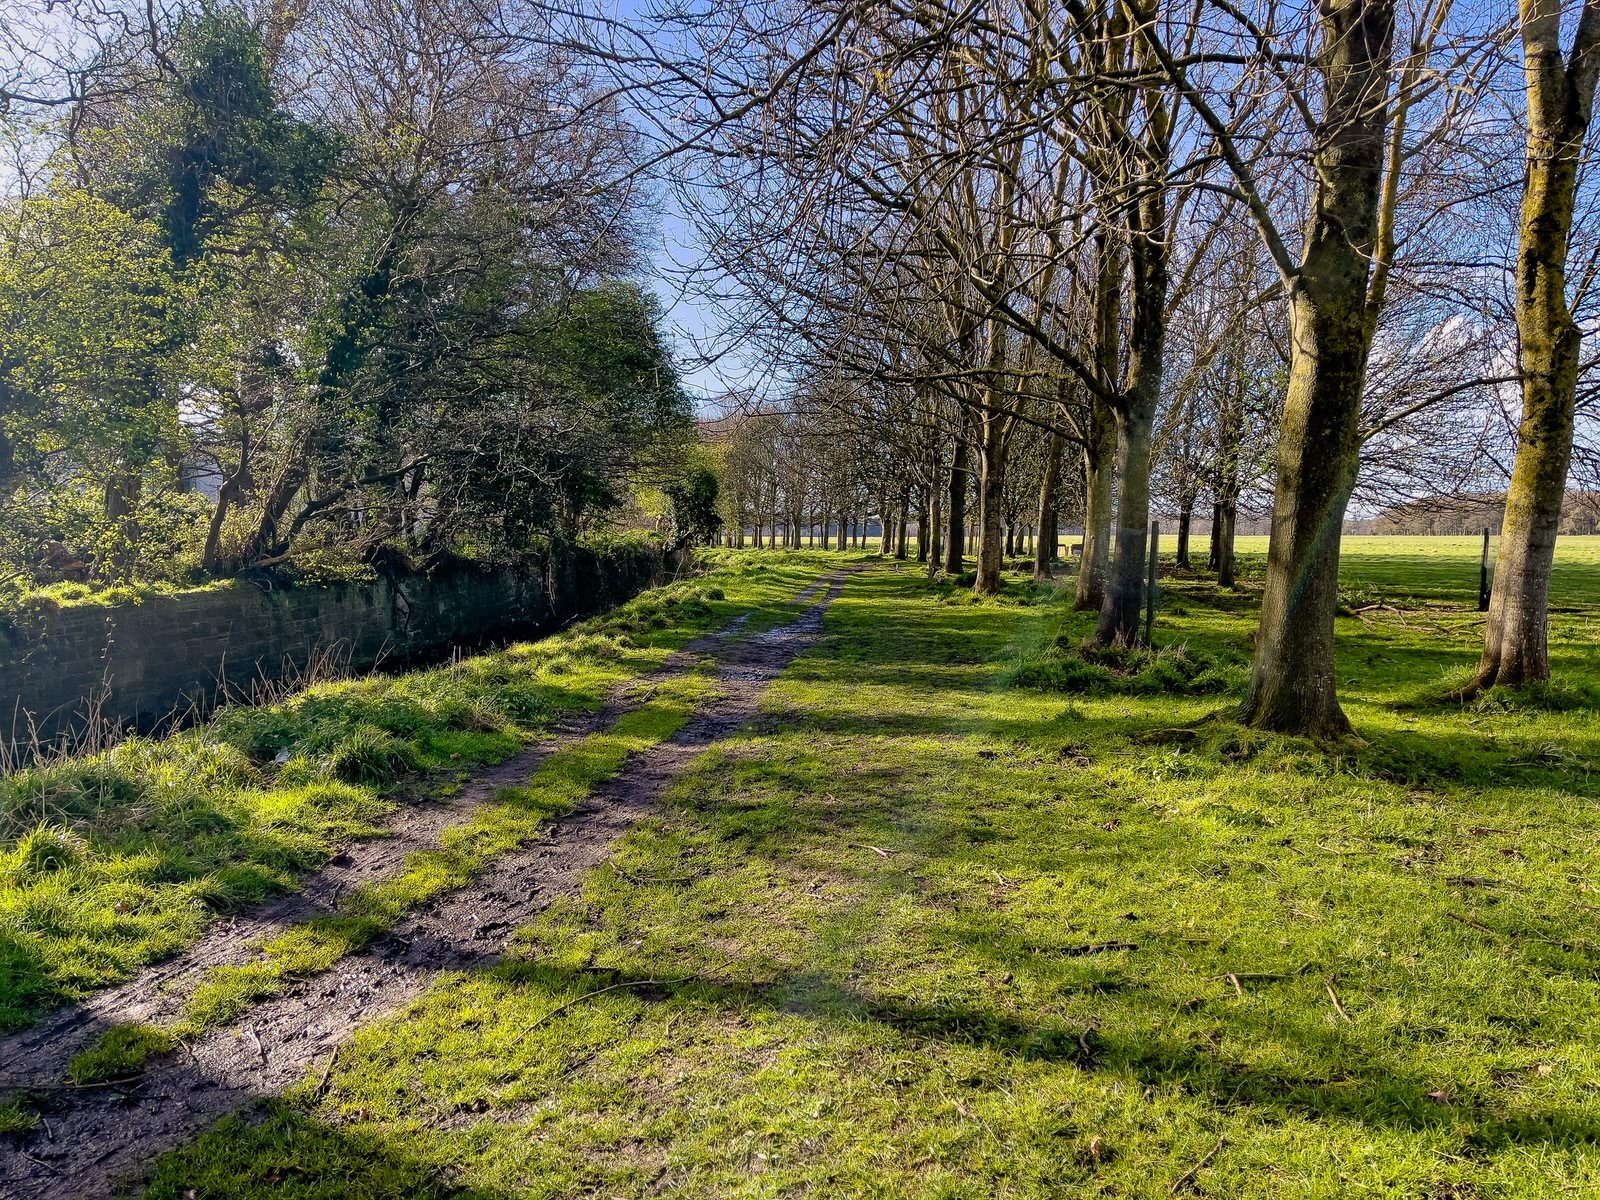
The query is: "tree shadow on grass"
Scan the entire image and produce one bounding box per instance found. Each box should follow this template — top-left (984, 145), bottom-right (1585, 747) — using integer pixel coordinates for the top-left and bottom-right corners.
top-left (461, 954), bottom-right (1600, 1154)
top-left (136, 1102), bottom-right (510, 1200)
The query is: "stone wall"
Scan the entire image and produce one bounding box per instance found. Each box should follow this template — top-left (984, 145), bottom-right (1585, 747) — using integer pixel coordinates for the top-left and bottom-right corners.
top-left (0, 544), bottom-right (665, 745)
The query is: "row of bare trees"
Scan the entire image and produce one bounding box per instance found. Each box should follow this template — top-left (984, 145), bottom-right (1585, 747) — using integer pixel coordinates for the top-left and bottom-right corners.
top-left (11, 0), bottom-right (1600, 737)
top-left (606, 0), bottom-right (1600, 738)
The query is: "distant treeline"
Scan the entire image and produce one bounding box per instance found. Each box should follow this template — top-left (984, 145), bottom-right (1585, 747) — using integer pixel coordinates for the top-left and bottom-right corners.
top-left (1351, 493), bottom-right (1600, 536)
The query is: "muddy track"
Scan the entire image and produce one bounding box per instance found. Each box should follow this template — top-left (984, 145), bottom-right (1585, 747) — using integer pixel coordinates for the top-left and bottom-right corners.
top-left (0, 568), bottom-right (855, 1200)
top-left (0, 588), bottom-right (791, 1092)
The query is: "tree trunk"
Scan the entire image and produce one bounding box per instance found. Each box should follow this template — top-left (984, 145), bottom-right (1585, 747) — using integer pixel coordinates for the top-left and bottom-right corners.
top-left (1036, 430), bottom-right (1064, 583)
top-left (101, 471), bottom-right (142, 580)
top-left (202, 475), bottom-right (241, 574)
top-left (1472, 0), bottom-right (1600, 691)
top-left (1095, 402), bottom-right (1160, 645)
top-left (975, 409), bottom-right (1009, 594)
top-left (1077, 425), bottom-right (1115, 610)
top-left (1208, 501), bottom-right (1222, 570)
top-left (1094, 55), bottom-right (1170, 645)
top-left (945, 434), bottom-right (967, 575)
top-left (1175, 501), bottom-right (1192, 570)
top-left (1217, 500), bottom-right (1237, 588)
top-left (1239, 0), bottom-right (1394, 738)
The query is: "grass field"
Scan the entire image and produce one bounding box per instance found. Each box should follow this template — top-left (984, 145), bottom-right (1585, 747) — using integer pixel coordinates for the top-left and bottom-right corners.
top-left (1230, 533), bottom-right (1600, 608)
top-left (97, 539), bottom-right (1600, 1199)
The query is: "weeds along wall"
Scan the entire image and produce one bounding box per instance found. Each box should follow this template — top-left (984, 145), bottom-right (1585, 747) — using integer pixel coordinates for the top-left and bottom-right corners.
top-left (0, 544), bottom-right (668, 748)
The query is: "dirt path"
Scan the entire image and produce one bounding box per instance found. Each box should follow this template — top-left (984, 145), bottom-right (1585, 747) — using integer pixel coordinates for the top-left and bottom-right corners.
top-left (0, 568), bottom-right (854, 1200)
top-left (0, 587), bottom-right (787, 1093)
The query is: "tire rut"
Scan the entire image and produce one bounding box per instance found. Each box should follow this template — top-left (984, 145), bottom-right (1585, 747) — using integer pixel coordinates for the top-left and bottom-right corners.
top-left (0, 591), bottom-right (794, 1092)
top-left (0, 568), bottom-right (855, 1200)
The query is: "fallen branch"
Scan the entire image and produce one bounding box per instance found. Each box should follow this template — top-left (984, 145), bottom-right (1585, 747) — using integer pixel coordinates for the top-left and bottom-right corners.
top-left (1445, 910), bottom-right (1572, 948)
top-left (1325, 979), bottom-right (1354, 1024)
top-left (1171, 1136), bottom-right (1224, 1193)
top-left (515, 979), bottom-right (667, 1039)
top-left (605, 861), bottom-right (705, 886)
top-left (0, 1075), bottom-right (144, 1093)
top-left (1211, 962), bottom-right (1314, 983)
top-left (512, 965), bottom-right (733, 1041)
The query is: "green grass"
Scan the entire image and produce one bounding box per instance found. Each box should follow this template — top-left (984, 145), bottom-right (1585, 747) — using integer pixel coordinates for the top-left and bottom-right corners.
top-left (137, 542), bottom-right (1600, 1198)
top-left (0, 552), bottom-right (849, 1034)
top-left (65, 682), bottom-right (711, 1085)
top-left (1228, 533), bottom-right (1600, 609)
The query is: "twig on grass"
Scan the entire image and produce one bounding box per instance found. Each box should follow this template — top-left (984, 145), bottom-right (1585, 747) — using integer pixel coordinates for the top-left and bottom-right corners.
top-left (1170, 1136), bottom-right (1224, 1193)
top-left (1325, 979), bottom-right (1354, 1024)
top-left (517, 979), bottom-right (667, 1038)
top-left (513, 962), bottom-right (732, 1041)
top-left (605, 861), bottom-right (705, 887)
top-left (1211, 961), bottom-right (1316, 984)
top-left (313, 1046), bottom-right (339, 1099)
top-left (1446, 910), bottom-right (1575, 949)
top-left (1064, 941), bottom-right (1137, 957)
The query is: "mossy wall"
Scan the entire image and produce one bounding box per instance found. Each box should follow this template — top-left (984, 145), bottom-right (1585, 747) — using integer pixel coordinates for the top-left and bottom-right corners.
top-left (0, 545), bottom-right (666, 744)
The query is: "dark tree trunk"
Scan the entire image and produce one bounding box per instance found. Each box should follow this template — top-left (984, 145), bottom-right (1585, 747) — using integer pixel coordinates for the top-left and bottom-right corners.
top-left (1175, 501), bottom-right (1192, 570)
top-left (1217, 501), bottom-right (1237, 588)
top-left (1095, 124), bottom-right (1169, 647)
top-left (1094, 401), bottom-right (1158, 646)
top-left (975, 410), bottom-right (1009, 594)
top-left (1034, 429), bottom-right (1064, 581)
top-left (945, 434), bottom-right (967, 575)
top-left (101, 471), bottom-right (142, 580)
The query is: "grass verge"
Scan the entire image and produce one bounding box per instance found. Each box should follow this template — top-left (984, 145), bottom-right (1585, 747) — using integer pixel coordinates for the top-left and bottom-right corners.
top-left (0, 553), bottom-right (847, 1033)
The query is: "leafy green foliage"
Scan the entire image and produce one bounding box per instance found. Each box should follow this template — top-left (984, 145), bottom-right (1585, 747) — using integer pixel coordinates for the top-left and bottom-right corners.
top-left (0, 8), bottom-right (697, 592)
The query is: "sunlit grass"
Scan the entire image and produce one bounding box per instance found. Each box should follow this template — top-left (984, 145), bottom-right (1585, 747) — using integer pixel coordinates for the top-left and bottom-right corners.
top-left (0, 553), bottom-right (846, 1033)
top-left (141, 552), bottom-right (1600, 1198)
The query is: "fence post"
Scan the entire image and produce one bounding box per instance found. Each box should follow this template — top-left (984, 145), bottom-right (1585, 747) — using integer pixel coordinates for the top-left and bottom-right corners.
top-left (1144, 521), bottom-right (1160, 647)
top-left (1478, 527), bottom-right (1491, 612)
